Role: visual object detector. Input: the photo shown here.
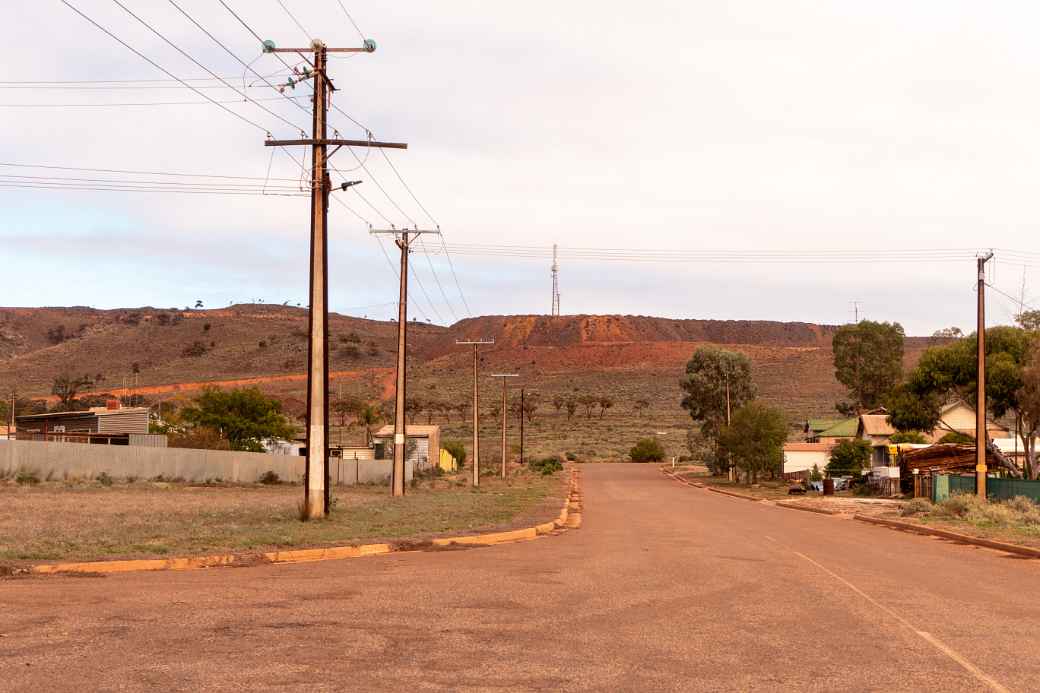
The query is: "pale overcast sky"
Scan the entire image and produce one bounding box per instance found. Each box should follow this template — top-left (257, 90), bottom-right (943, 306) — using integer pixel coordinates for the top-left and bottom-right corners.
top-left (2, 1), bottom-right (1038, 334)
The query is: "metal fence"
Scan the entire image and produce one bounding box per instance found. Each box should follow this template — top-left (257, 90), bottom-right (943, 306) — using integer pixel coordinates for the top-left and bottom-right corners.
top-left (933, 474), bottom-right (1040, 503)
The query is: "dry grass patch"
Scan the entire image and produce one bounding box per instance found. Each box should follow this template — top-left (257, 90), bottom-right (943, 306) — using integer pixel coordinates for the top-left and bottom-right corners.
top-left (0, 470), bottom-right (566, 564)
top-left (891, 493), bottom-right (1040, 549)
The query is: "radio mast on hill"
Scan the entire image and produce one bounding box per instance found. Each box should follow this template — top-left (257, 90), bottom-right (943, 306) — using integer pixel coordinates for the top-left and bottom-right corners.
top-left (551, 243), bottom-right (561, 317)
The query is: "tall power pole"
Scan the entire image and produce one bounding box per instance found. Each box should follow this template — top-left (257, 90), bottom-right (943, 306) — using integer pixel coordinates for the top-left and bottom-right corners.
top-left (491, 373), bottom-right (519, 478)
top-left (264, 38), bottom-right (407, 519)
top-left (371, 228), bottom-right (440, 496)
top-left (551, 243), bottom-right (561, 317)
top-left (976, 252), bottom-right (994, 499)
top-left (456, 338), bottom-right (494, 486)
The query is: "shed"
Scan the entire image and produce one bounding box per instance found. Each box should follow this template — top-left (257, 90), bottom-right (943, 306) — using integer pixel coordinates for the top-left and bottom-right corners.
top-left (371, 425), bottom-right (441, 471)
top-left (16, 405), bottom-right (150, 443)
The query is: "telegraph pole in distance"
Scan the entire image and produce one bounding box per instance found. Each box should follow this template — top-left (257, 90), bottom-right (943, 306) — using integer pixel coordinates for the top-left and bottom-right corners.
top-left (456, 339), bottom-right (495, 486)
top-left (263, 37), bottom-right (407, 519)
top-left (371, 227), bottom-right (440, 496)
top-left (491, 373), bottom-right (519, 478)
top-left (976, 251), bottom-right (994, 499)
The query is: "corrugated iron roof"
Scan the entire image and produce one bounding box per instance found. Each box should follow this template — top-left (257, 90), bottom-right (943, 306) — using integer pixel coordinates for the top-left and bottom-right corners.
top-left (817, 418), bottom-right (858, 438)
top-left (860, 414), bottom-right (895, 437)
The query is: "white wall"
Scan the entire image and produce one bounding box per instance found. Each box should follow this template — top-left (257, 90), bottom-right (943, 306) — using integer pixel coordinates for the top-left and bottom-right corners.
top-left (0, 440), bottom-right (412, 485)
top-left (783, 450), bottom-right (830, 474)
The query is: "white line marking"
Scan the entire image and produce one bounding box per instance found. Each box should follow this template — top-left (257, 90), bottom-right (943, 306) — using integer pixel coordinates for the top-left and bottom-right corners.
top-left (794, 551), bottom-right (1010, 693)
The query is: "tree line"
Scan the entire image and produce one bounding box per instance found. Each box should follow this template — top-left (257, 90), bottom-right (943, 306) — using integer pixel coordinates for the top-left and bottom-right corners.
top-left (831, 318), bottom-right (1040, 479)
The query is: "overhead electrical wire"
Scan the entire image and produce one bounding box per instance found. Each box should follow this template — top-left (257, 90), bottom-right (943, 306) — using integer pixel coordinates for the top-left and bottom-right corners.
top-left (109, 0), bottom-right (307, 134)
top-left (60, 0), bottom-right (270, 133)
top-left (0, 161), bottom-right (303, 182)
top-left (334, 0), bottom-right (367, 42)
top-left (0, 95), bottom-right (309, 108)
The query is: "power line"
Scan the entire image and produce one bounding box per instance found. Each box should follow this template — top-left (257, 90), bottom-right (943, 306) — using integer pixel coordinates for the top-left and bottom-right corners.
top-left (165, 0), bottom-right (315, 125)
top-left (60, 0), bottom-right (269, 133)
top-left (334, 0), bottom-right (367, 42)
top-left (417, 236), bottom-right (459, 322)
top-left (372, 147), bottom-right (471, 316)
top-left (0, 173), bottom-right (300, 190)
top-left (0, 182), bottom-right (304, 196)
top-left (0, 162), bottom-right (302, 182)
top-left (110, 0), bottom-right (306, 134)
top-left (276, 0), bottom-right (311, 40)
top-left (0, 95), bottom-right (309, 108)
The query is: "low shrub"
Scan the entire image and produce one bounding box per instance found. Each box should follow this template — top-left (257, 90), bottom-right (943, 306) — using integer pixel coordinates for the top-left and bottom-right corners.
top-left (630, 437), bottom-right (665, 463)
top-left (96, 471), bottom-right (114, 487)
top-left (529, 457), bottom-right (563, 475)
top-left (15, 468), bottom-right (40, 486)
top-left (900, 498), bottom-right (932, 516)
top-left (565, 452), bottom-right (577, 461)
top-left (259, 470), bottom-right (281, 485)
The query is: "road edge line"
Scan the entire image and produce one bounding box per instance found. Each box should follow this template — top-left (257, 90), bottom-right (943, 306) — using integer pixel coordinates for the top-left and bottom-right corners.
top-left (25, 469), bottom-right (583, 576)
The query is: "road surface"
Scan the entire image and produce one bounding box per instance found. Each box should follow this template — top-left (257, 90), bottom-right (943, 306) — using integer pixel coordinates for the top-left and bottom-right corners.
top-left (3, 464), bottom-right (1039, 691)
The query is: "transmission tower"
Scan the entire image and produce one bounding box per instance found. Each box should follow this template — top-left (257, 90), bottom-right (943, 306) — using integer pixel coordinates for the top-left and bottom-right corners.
top-left (551, 243), bottom-right (561, 317)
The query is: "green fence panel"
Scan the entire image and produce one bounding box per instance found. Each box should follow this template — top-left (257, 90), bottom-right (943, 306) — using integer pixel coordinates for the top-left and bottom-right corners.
top-left (987, 478), bottom-right (1040, 503)
top-left (933, 474), bottom-right (950, 502)
top-left (948, 475), bottom-right (976, 496)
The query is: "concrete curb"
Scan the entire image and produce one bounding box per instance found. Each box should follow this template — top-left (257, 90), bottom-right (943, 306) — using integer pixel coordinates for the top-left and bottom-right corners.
top-left (26, 469), bottom-right (583, 576)
top-left (854, 514), bottom-right (1040, 560)
top-left (775, 501), bottom-right (845, 516)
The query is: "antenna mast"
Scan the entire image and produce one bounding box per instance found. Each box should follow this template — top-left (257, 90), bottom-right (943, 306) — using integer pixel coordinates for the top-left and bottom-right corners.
top-left (551, 243), bottom-right (560, 317)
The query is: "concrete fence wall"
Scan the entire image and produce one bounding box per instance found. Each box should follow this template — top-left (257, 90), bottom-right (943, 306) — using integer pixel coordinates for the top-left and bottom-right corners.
top-left (0, 440), bottom-right (412, 486)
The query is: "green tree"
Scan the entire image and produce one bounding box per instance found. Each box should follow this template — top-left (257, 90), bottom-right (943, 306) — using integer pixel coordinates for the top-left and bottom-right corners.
top-left (51, 374), bottom-right (93, 411)
top-left (891, 327), bottom-right (1035, 477)
top-left (180, 387), bottom-right (295, 452)
top-left (826, 439), bottom-right (872, 477)
top-left (884, 385), bottom-right (943, 432)
top-left (679, 347), bottom-right (756, 443)
top-left (1017, 310), bottom-right (1040, 331)
top-left (938, 431), bottom-right (974, 444)
top-left (355, 403), bottom-right (381, 445)
top-left (717, 402), bottom-right (787, 484)
top-left (633, 398), bottom-right (650, 418)
top-left (889, 431), bottom-right (927, 444)
top-left (832, 320), bottom-right (905, 412)
top-left (332, 397), bottom-right (359, 427)
top-left (630, 437), bottom-right (665, 462)
top-left (565, 397), bottom-right (578, 419)
top-left (577, 394), bottom-right (598, 419)
top-left (598, 395), bottom-right (614, 419)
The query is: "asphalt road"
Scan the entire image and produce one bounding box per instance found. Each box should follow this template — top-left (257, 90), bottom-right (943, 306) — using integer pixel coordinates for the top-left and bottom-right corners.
top-left (3, 463), bottom-right (1039, 692)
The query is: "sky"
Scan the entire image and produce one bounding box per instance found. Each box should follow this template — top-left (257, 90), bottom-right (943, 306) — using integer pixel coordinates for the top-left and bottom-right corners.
top-left (2, 1), bottom-right (1038, 335)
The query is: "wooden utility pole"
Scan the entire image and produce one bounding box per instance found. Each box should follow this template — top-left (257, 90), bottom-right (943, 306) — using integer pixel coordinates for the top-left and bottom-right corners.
top-left (371, 228), bottom-right (439, 496)
top-left (7, 391), bottom-right (15, 440)
top-left (264, 38), bottom-right (407, 518)
top-left (456, 339), bottom-right (494, 486)
top-left (519, 387), bottom-right (534, 466)
top-left (977, 252), bottom-right (994, 499)
top-left (491, 374), bottom-right (519, 478)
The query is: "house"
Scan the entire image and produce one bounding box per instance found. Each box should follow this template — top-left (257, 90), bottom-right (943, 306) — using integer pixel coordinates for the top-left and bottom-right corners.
top-left (813, 418), bottom-right (858, 445)
top-left (928, 400), bottom-right (1011, 443)
top-left (804, 419), bottom-right (842, 440)
top-left (782, 442), bottom-right (834, 477)
top-left (371, 424), bottom-right (441, 471)
top-left (14, 404), bottom-right (160, 445)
